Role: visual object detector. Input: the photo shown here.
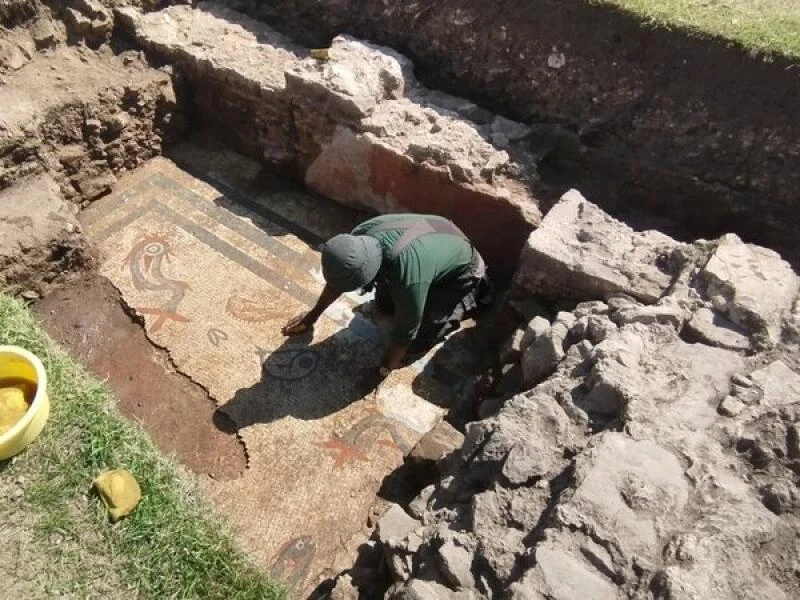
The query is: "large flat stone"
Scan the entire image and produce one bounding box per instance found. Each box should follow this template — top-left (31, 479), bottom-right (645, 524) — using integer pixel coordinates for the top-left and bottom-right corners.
top-left (584, 324), bottom-right (744, 443)
top-left (749, 360), bottom-right (800, 409)
top-left (117, 3), bottom-right (300, 93)
top-left (513, 189), bottom-right (683, 303)
top-left (684, 307), bottom-right (751, 351)
top-left (655, 466), bottom-right (781, 600)
top-left (555, 433), bottom-right (689, 574)
top-left (510, 538), bottom-right (620, 600)
top-left (285, 35), bottom-right (410, 121)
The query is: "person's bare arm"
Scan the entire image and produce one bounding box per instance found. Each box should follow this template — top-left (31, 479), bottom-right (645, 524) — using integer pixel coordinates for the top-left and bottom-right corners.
top-left (381, 341), bottom-right (409, 371)
top-left (281, 285), bottom-right (341, 335)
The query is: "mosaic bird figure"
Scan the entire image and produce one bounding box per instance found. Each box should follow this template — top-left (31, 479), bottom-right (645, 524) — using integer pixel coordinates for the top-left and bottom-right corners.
top-left (316, 410), bottom-right (410, 469)
top-left (123, 233), bottom-right (191, 333)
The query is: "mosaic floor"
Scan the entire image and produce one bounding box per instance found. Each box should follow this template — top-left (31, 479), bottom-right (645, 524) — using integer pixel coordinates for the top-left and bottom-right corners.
top-left (81, 157), bottom-right (474, 594)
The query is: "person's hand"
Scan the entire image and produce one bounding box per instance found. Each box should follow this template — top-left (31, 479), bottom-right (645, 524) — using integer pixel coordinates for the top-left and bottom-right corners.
top-left (281, 312), bottom-right (313, 336)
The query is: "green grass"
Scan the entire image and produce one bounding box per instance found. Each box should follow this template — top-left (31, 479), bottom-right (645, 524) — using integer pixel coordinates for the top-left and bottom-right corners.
top-left (591, 0), bottom-right (800, 58)
top-left (0, 294), bottom-right (285, 600)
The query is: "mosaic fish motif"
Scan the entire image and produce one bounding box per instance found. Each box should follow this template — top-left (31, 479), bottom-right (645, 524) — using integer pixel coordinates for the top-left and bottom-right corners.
top-left (316, 410), bottom-right (410, 469)
top-left (269, 535), bottom-right (316, 590)
top-left (257, 347), bottom-right (320, 381)
top-left (122, 233), bottom-right (190, 333)
top-left (225, 294), bottom-right (282, 323)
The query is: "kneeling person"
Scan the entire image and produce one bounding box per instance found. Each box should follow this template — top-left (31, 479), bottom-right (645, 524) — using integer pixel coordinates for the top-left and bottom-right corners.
top-left (281, 213), bottom-right (490, 378)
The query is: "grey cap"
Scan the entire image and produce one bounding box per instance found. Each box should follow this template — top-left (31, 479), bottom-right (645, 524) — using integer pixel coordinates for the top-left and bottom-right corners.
top-left (321, 234), bottom-right (382, 292)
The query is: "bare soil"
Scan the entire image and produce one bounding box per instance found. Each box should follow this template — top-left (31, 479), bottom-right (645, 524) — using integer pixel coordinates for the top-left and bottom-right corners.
top-left (34, 274), bottom-right (246, 481)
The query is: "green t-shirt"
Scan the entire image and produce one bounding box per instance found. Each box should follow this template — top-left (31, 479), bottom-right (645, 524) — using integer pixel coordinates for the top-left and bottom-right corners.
top-left (353, 214), bottom-right (473, 344)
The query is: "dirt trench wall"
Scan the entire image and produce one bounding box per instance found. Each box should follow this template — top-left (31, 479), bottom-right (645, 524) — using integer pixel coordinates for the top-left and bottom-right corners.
top-left (224, 0), bottom-right (800, 264)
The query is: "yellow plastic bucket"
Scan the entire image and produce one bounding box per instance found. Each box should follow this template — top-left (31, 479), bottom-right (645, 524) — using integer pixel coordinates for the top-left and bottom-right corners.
top-left (0, 346), bottom-right (49, 461)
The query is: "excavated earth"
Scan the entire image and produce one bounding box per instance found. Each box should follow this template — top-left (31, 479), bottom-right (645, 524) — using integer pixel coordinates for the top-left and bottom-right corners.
top-left (2, 1), bottom-right (799, 599)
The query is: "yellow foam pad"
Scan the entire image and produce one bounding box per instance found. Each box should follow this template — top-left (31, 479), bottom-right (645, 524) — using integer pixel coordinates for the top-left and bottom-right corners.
top-left (94, 469), bottom-right (142, 521)
top-left (0, 387), bottom-right (29, 435)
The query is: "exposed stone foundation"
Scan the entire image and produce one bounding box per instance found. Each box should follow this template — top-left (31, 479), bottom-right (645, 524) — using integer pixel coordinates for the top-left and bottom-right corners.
top-left (116, 2), bottom-right (541, 279)
top-left (327, 192), bottom-right (800, 600)
top-left (226, 0), bottom-right (800, 266)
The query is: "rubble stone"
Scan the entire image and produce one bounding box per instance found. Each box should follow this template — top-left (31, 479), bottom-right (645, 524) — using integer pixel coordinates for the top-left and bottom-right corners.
top-left (474, 527), bottom-right (525, 585)
top-left (749, 361), bottom-right (800, 409)
top-left (329, 573), bottom-right (359, 599)
top-left (567, 339), bottom-right (594, 362)
top-left (788, 424), bottom-right (800, 460)
top-left (408, 421), bottom-right (465, 485)
top-left (410, 421), bottom-right (464, 466)
top-left (490, 115), bottom-right (530, 142)
top-left (606, 294), bottom-right (637, 312)
top-left (378, 505), bottom-right (421, 544)
top-left (684, 307), bottom-right (751, 351)
top-left (436, 539), bottom-right (475, 590)
top-left (719, 395), bottom-right (746, 417)
top-left (520, 322), bottom-right (568, 385)
top-left (760, 481), bottom-right (800, 515)
top-left (519, 315), bottom-right (550, 351)
top-left (612, 303), bottom-right (684, 329)
top-left (471, 486), bottom-right (548, 535)
top-left (462, 394), bottom-right (576, 486)
top-left (554, 311), bottom-right (577, 329)
top-left (570, 315), bottom-right (590, 340)
top-left (574, 300), bottom-right (610, 318)
top-left (30, 16), bottom-right (62, 48)
top-left (499, 327), bottom-right (526, 366)
top-left (699, 233), bottom-right (799, 346)
top-left (586, 314), bottom-right (618, 344)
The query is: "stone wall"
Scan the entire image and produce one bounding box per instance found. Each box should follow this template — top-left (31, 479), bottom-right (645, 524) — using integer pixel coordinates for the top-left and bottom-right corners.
top-left (225, 0), bottom-right (800, 265)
